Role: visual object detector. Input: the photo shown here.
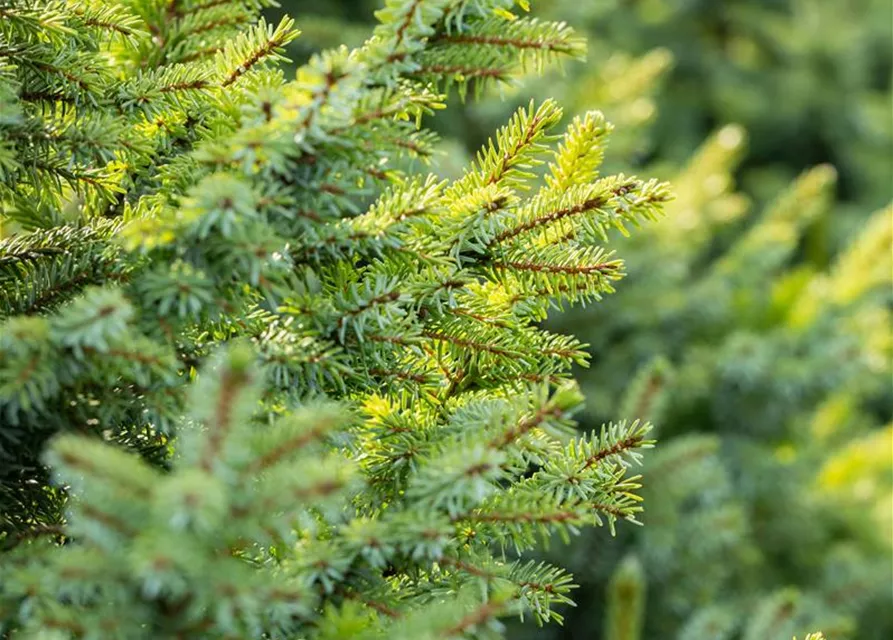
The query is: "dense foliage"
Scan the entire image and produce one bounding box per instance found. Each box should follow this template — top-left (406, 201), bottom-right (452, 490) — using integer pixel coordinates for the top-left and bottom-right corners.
top-left (496, 3), bottom-right (893, 638)
top-left (485, 4), bottom-right (893, 637)
top-left (275, 0), bottom-right (893, 214)
top-left (0, 0), bottom-right (675, 637)
top-left (270, 0), bottom-right (893, 637)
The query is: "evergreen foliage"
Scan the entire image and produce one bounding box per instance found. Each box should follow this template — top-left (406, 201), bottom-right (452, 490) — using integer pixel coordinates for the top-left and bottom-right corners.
top-left (268, 2), bottom-right (892, 638)
top-left (272, 0), bottom-right (892, 211)
top-left (0, 0), bottom-right (673, 636)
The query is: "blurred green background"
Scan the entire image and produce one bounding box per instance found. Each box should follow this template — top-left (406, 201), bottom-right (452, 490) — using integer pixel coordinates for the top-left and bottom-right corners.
top-left (268, 1), bottom-right (892, 638)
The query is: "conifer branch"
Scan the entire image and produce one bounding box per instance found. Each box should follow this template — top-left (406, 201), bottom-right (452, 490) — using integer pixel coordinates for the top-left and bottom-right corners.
top-left (0, 2), bottom-right (669, 635)
top-left (202, 363), bottom-right (253, 471)
top-left (582, 435), bottom-right (648, 471)
top-left (492, 195), bottom-right (609, 245)
top-left (170, 0), bottom-right (235, 19)
top-left (410, 63), bottom-right (507, 80)
top-left (219, 18), bottom-right (296, 87)
top-left (421, 330), bottom-right (518, 357)
top-left (432, 32), bottom-right (571, 52)
top-left (243, 414), bottom-right (340, 474)
top-left (490, 404), bottom-right (564, 449)
top-left (491, 259), bottom-right (621, 276)
top-left (439, 597), bottom-right (509, 637)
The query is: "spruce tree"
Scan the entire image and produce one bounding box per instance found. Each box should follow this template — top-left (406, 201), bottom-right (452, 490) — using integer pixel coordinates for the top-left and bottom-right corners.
top-left (0, 0), bottom-right (672, 636)
top-left (281, 2), bottom-right (893, 638)
top-left (399, 1), bottom-right (891, 635)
